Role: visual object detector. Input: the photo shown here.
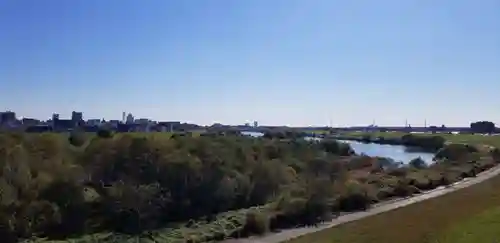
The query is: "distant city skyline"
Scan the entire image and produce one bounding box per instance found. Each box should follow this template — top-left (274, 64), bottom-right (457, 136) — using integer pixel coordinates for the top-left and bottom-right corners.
top-left (1, 0), bottom-right (500, 127)
top-left (0, 109), bottom-right (485, 128)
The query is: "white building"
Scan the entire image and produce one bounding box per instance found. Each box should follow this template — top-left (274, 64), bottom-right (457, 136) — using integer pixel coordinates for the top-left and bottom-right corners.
top-left (126, 113), bottom-right (134, 124)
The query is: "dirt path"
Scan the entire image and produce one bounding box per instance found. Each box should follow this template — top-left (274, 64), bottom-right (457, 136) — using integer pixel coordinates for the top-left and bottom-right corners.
top-left (222, 164), bottom-right (500, 243)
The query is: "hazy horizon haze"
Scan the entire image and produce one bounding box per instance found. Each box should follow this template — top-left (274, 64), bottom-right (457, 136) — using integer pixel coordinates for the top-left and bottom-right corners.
top-left (1, 0), bottom-right (499, 127)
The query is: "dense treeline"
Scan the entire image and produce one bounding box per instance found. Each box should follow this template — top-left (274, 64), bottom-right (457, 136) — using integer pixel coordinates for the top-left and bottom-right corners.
top-left (470, 121), bottom-right (496, 134)
top-left (400, 134), bottom-right (445, 151)
top-left (262, 130), bottom-right (309, 139)
top-left (0, 132), bottom-right (498, 243)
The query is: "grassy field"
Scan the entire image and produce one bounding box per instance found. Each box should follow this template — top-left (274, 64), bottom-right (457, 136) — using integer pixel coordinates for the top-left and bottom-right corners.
top-left (285, 132), bottom-right (500, 243)
top-left (343, 131), bottom-right (500, 148)
top-left (436, 206), bottom-right (500, 243)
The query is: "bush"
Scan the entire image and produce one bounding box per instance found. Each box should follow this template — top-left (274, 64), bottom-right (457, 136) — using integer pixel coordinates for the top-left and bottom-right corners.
top-left (96, 129), bottom-right (113, 138)
top-left (321, 140), bottom-right (354, 156)
top-left (68, 132), bottom-right (86, 147)
top-left (409, 157), bottom-right (427, 169)
top-left (243, 211), bottom-right (270, 235)
top-left (335, 182), bottom-right (371, 212)
top-left (393, 182), bottom-right (418, 197)
top-left (434, 143), bottom-right (479, 161)
top-left (401, 134), bottom-right (445, 151)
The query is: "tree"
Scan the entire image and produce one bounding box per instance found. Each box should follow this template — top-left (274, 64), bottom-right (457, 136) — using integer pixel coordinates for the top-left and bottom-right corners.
top-left (96, 129), bottom-right (113, 138)
top-left (470, 121), bottom-right (495, 134)
top-left (68, 131), bottom-right (86, 147)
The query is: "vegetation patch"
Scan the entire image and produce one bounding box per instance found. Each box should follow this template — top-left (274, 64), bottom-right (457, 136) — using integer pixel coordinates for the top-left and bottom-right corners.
top-left (286, 164), bottom-right (500, 243)
top-left (344, 131), bottom-right (500, 148)
top-left (0, 131), bottom-right (496, 243)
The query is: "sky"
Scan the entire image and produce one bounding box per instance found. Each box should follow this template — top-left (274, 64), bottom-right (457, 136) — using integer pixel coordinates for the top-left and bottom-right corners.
top-left (1, 0), bottom-right (500, 127)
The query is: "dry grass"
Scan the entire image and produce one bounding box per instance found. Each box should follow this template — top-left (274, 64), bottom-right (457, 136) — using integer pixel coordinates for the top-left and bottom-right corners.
top-left (286, 172), bottom-right (500, 243)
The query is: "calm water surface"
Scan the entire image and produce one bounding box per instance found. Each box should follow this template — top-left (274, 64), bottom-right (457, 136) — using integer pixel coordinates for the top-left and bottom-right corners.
top-left (339, 140), bottom-right (434, 164)
top-left (241, 131), bottom-right (434, 164)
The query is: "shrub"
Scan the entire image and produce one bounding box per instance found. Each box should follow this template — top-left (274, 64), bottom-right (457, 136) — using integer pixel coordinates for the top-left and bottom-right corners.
top-left (96, 129), bottom-right (113, 138)
top-left (409, 157), bottom-right (427, 169)
top-left (434, 143), bottom-right (479, 161)
top-left (263, 131), bottom-right (285, 139)
top-left (393, 182), bottom-right (418, 197)
top-left (335, 181), bottom-right (371, 212)
top-left (243, 211), bottom-right (270, 235)
top-left (401, 134), bottom-right (445, 151)
top-left (321, 140), bottom-right (354, 156)
top-left (68, 132), bottom-right (86, 147)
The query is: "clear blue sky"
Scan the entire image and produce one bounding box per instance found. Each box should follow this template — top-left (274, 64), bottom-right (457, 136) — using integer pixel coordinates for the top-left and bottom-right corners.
top-left (1, 0), bottom-right (499, 127)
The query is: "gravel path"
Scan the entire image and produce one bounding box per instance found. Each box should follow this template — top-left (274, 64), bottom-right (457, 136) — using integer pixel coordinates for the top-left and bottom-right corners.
top-left (223, 164), bottom-right (500, 243)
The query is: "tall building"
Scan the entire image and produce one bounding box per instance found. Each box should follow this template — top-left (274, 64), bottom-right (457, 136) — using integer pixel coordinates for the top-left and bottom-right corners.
top-left (253, 121), bottom-right (258, 127)
top-left (126, 113), bottom-right (134, 124)
top-left (0, 111), bottom-right (16, 125)
top-left (122, 112), bottom-right (126, 123)
top-left (71, 111), bottom-right (83, 121)
top-left (51, 113), bottom-right (60, 128)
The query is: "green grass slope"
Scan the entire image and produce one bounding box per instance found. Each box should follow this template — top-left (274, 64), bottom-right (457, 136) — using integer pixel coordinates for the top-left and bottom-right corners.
top-left (435, 206), bottom-right (500, 243)
top-left (287, 170), bottom-right (500, 243)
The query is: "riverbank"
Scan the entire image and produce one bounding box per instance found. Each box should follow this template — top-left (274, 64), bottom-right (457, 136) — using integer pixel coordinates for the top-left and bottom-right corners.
top-left (224, 162), bottom-right (500, 243)
top-left (284, 163), bottom-right (500, 243)
top-left (341, 131), bottom-right (500, 148)
top-left (274, 134), bottom-right (500, 243)
top-left (220, 133), bottom-right (500, 243)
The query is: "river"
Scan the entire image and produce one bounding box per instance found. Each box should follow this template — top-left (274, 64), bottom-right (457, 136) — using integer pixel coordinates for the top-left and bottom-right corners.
top-left (241, 131), bottom-right (435, 164)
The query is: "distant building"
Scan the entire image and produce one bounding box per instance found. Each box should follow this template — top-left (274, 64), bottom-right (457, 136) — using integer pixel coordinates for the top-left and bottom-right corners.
top-left (53, 119), bottom-right (75, 131)
top-left (135, 118), bottom-right (150, 125)
top-left (0, 111), bottom-right (16, 125)
top-left (106, 120), bottom-right (121, 128)
top-left (254, 121), bottom-right (258, 127)
top-left (22, 118), bottom-right (40, 126)
top-left (51, 113), bottom-right (60, 128)
top-left (117, 123), bottom-right (135, 132)
top-left (82, 125), bottom-right (99, 133)
top-left (72, 111), bottom-right (83, 122)
top-left (126, 113), bottom-right (134, 124)
top-left (158, 121), bottom-right (181, 132)
top-left (86, 119), bottom-right (102, 126)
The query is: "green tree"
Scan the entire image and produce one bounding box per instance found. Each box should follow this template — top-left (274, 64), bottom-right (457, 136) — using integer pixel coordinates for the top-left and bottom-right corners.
top-left (470, 121), bottom-right (496, 134)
